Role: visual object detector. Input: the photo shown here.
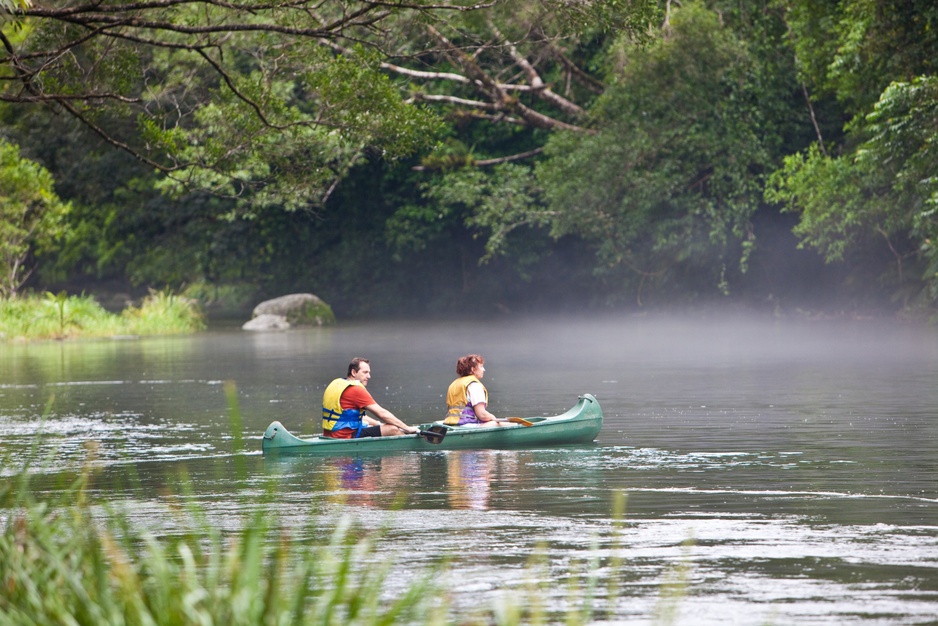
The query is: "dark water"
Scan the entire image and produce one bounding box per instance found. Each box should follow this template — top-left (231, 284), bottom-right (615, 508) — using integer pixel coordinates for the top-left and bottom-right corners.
top-left (2, 315), bottom-right (937, 624)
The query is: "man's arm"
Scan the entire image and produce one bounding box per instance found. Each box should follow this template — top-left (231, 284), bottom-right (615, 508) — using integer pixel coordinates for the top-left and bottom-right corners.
top-left (364, 403), bottom-right (417, 433)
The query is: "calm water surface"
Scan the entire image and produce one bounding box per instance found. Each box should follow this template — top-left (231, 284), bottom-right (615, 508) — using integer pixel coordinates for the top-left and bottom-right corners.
top-left (2, 315), bottom-right (937, 625)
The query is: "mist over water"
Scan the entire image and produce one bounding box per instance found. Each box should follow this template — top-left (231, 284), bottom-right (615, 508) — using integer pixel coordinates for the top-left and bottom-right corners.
top-left (2, 314), bottom-right (937, 624)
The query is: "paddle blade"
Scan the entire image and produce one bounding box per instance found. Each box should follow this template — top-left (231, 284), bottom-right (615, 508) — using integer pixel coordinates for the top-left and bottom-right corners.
top-left (419, 426), bottom-right (447, 444)
top-left (505, 417), bottom-right (534, 427)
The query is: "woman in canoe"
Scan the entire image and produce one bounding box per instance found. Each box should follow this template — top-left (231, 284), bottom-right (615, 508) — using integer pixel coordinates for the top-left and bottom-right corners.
top-left (444, 354), bottom-right (507, 427)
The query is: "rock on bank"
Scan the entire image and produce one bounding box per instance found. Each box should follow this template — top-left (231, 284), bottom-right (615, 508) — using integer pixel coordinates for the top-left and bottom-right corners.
top-left (242, 293), bottom-right (335, 331)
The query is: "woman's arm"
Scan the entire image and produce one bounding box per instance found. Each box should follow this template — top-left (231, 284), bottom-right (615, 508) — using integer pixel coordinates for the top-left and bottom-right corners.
top-left (471, 402), bottom-right (497, 422)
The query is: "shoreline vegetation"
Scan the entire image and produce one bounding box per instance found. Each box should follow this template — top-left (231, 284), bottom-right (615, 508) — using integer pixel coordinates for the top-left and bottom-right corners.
top-left (6, 286), bottom-right (926, 346)
top-left (0, 290), bottom-right (205, 343)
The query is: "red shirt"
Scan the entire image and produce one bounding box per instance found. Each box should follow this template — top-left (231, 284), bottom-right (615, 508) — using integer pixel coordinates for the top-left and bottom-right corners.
top-left (340, 384), bottom-right (375, 410)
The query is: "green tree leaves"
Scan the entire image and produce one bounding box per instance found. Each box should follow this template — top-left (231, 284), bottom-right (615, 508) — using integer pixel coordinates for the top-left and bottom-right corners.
top-left (5, 1), bottom-right (444, 210)
top-left (4, 0), bottom-right (937, 316)
top-left (536, 4), bottom-right (767, 301)
top-left (389, 163), bottom-right (548, 264)
top-left (765, 144), bottom-right (868, 263)
top-left (0, 139), bottom-right (70, 297)
top-left (786, 0), bottom-right (938, 116)
top-left (768, 2), bottom-right (938, 310)
top-left (767, 75), bottom-right (938, 303)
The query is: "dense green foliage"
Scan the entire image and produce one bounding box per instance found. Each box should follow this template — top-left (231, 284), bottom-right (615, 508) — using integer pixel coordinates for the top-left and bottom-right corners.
top-left (537, 5), bottom-right (770, 303)
top-left (767, 0), bottom-right (938, 315)
top-left (1, 0), bottom-right (936, 319)
top-left (0, 139), bottom-right (69, 298)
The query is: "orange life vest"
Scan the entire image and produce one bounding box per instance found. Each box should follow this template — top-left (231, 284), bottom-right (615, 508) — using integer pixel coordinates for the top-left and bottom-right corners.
top-left (444, 375), bottom-right (488, 425)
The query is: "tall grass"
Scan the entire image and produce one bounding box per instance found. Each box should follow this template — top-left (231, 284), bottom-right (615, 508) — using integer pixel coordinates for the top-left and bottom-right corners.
top-left (0, 472), bottom-right (689, 626)
top-left (0, 456), bottom-right (449, 626)
top-left (121, 290), bottom-right (206, 336)
top-left (0, 290), bottom-right (204, 342)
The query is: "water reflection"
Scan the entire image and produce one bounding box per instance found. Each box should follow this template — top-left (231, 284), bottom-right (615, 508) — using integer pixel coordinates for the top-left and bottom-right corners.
top-left (446, 450), bottom-right (494, 510)
top-left (319, 454), bottom-right (420, 507)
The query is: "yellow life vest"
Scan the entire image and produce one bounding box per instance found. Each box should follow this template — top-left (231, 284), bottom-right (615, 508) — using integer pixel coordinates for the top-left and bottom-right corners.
top-left (322, 378), bottom-right (365, 432)
top-left (444, 375), bottom-right (487, 425)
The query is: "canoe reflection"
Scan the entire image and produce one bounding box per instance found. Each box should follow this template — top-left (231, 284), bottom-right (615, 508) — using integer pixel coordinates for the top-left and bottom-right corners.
top-left (320, 454), bottom-right (418, 507)
top-left (446, 450), bottom-right (496, 510)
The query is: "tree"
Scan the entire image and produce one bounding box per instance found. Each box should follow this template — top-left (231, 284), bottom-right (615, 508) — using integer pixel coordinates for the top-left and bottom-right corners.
top-left (377, 0), bottom-right (662, 305)
top-left (767, 1), bottom-right (938, 310)
top-left (533, 3), bottom-right (770, 304)
top-left (767, 76), bottom-right (938, 307)
top-left (1, 0), bottom-right (657, 213)
top-left (387, 2), bottom-right (825, 309)
top-left (0, 138), bottom-right (70, 297)
top-left (784, 0), bottom-right (938, 118)
top-left (386, 161), bottom-right (550, 270)
top-left (865, 77), bottom-right (938, 300)
top-left (372, 0), bottom-right (658, 137)
top-left (1, 0), bottom-right (447, 211)
top-left (1, 0), bottom-right (661, 314)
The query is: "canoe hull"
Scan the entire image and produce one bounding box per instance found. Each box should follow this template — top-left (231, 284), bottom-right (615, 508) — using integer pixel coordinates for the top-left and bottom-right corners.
top-left (262, 393), bottom-right (602, 455)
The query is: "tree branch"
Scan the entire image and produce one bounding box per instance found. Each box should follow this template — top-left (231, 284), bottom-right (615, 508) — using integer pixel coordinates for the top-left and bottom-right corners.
top-left (801, 82), bottom-right (827, 156)
top-left (193, 47), bottom-right (296, 130)
top-left (409, 92), bottom-right (499, 109)
top-left (474, 147), bottom-right (543, 166)
top-left (55, 97), bottom-right (176, 171)
top-left (486, 18), bottom-right (586, 118)
top-left (0, 90), bottom-right (142, 104)
top-left (425, 24), bottom-right (591, 132)
top-left (411, 147), bottom-right (543, 171)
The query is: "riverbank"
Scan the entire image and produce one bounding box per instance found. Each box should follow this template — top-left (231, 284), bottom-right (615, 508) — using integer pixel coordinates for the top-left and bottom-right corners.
top-left (0, 290), bottom-right (205, 342)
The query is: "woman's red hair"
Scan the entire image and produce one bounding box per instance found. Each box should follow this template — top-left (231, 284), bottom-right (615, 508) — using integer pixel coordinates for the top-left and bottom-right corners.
top-left (456, 354), bottom-right (484, 377)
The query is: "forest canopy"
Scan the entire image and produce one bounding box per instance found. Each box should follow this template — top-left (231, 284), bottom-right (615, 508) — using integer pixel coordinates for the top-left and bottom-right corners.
top-left (1, 0), bottom-right (936, 320)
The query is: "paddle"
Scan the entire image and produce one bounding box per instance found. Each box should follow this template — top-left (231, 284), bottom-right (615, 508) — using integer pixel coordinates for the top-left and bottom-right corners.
top-left (499, 417), bottom-right (534, 427)
top-left (416, 425), bottom-right (447, 444)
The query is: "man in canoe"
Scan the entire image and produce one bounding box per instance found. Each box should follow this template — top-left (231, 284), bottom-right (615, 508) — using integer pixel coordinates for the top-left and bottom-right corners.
top-left (444, 354), bottom-right (507, 427)
top-left (322, 357), bottom-right (419, 438)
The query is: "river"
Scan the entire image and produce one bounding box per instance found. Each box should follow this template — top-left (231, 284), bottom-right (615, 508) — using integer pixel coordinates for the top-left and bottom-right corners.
top-left (1, 314), bottom-right (937, 624)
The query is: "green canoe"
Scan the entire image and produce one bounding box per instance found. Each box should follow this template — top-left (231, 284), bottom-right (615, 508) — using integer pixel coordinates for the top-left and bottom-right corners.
top-left (261, 393), bottom-right (602, 454)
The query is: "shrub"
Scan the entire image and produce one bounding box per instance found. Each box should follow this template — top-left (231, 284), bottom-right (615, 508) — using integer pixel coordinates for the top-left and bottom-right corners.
top-left (0, 290), bottom-right (204, 342)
